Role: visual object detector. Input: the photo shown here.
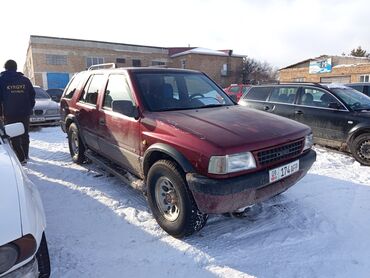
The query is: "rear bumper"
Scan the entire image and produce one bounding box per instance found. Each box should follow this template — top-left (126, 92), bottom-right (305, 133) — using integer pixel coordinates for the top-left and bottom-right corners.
top-left (186, 149), bottom-right (316, 214)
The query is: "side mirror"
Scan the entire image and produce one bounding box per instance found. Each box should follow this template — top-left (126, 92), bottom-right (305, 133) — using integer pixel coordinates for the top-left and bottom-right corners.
top-left (112, 100), bottom-right (139, 119)
top-left (328, 102), bottom-right (341, 109)
top-left (4, 123), bottom-right (25, 138)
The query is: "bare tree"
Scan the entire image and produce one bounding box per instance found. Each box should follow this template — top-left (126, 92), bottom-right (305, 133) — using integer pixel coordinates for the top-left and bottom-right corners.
top-left (242, 57), bottom-right (277, 84)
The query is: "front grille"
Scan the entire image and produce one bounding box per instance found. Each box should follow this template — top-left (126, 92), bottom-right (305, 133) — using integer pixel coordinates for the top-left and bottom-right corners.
top-left (34, 109), bottom-right (44, 115)
top-left (256, 139), bottom-right (304, 166)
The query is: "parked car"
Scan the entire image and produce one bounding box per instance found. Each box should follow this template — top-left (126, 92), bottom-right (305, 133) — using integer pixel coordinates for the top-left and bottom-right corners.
top-left (46, 88), bottom-right (64, 102)
top-left (223, 84), bottom-right (250, 101)
top-left (60, 66), bottom-right (316, 237)
top-left (31, 86), bottom-right (61, 126)
top-left (345, 82), bottom-right (370, 97)
top-left (0, 122), bottom-right (50, 277)
top-left (239, 83), bottom-right (370, 165)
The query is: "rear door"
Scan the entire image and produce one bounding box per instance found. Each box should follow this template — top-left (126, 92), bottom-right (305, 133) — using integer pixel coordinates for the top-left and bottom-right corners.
top-left (97, 73), bottom-right (142, 175)
top-left (239, 86), bottom-right (272, 111)
top-left (294, 86), bottom-right (350, 146)
top-left (76, 74), bottom-right (106, 152)
top-left (267, 86), bottom-right (300, 120)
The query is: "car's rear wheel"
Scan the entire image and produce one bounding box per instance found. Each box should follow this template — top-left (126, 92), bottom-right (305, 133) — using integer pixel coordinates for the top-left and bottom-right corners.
top-left (147, 160), bottom-right (208, 238)
top-left (68, 123), bottom-right (86, 164)
top-left (351, 133), bottom-right (370, 166)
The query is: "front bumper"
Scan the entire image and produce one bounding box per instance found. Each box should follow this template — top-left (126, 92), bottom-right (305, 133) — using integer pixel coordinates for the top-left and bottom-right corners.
top-left (2, 257), bottom-right (38, 278)
top-left (30, 116), bottom-right (60, 126)
top-left (186, 149), bottom-right (316, 214)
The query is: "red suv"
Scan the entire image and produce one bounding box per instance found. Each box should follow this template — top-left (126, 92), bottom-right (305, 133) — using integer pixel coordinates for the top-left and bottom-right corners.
top-left (224, 84), bottom-right (250, 101)
top-left (60, 66), bottom-right (316, 237)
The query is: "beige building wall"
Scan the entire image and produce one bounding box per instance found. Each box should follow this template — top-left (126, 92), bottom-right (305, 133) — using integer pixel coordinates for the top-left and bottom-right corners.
top-left (169, 54), bottom-right (243, 87)
top-left (280, 56), bottom-right (370, 83)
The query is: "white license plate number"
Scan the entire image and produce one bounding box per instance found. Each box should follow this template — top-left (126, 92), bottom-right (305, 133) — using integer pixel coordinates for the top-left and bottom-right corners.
top-left (30, 117), bottom-right (45, 122)
top-left (269, 160), bottom-right (299, 183)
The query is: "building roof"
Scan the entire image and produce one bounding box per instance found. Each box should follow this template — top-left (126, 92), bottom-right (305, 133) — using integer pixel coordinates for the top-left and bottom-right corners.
top-left (280, 55), bottom-right (370, 70)
top-left (170, 47), bottom-right (245, 58)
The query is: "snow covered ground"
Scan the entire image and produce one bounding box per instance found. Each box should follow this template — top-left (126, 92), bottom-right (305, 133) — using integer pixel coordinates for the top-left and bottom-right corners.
top-left (25, 127), bottom-right (370, 278)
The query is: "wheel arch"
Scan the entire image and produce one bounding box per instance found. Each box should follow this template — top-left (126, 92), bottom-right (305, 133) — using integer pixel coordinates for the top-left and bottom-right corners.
top-left (143, 143), bottom-right (194, 179)
top-left (347, 125), bottom-right (370, 145)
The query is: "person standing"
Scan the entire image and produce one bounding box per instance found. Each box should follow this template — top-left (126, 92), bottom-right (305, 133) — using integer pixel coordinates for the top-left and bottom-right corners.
top-left (0, 59), bottom-right (35, 163)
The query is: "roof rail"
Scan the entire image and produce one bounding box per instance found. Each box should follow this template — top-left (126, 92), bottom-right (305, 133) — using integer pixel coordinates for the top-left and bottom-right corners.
top-left (88, 63), bottom-right (116, 71)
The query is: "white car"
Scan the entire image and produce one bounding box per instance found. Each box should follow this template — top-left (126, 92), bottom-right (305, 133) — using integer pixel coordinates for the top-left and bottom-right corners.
top-left (31, 86), bottom-right (61, 126)
top-left (0, 123), bottom-right (50, 277)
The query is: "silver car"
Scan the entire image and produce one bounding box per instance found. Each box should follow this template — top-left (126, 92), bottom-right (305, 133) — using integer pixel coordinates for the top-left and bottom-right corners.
top-left (31, 86), bottom-right (60, 126)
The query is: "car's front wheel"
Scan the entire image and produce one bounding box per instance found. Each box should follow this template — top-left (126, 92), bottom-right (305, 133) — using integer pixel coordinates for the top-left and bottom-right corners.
top-left (147, 160), bottom-right (208, 238)
top-left (351, 133), bottom-right (370, 166)
top-left (67, 123), bottom-right (86, 164)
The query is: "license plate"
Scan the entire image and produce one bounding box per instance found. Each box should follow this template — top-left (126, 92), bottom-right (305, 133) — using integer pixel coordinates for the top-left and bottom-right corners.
top-left (269, 160), bottom-right (299, 183)
top-left (30, 117), bottom-right (45, 122)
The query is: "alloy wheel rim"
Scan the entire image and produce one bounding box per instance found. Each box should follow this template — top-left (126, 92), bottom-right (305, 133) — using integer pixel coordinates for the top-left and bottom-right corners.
top-left (155, 177), bottom-right (180, 222)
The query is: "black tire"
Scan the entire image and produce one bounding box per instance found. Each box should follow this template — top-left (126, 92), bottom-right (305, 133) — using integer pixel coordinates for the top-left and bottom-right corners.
top-left (147, 160), bottom-right (208, 238)
top-left (350, 133), bottom-right (370, 166)
top-left (68, 123), bottom-right (86, 164)
top-left (36, 233), bottom-right (51, 278)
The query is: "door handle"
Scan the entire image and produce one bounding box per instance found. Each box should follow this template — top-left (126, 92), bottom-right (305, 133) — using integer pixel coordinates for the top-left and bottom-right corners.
top-left (99, 118), bottom-right (105, 126)
top-left (263, 105), bottom-right (271, 111)
top-left (295, 110), bottom-right (303, 115)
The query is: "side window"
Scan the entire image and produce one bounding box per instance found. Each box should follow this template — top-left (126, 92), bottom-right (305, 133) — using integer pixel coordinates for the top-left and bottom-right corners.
top-left (229, 86), bottom-right (240, 93)
top-left (244, 87), bottom-right (271, 101)
top-left (103, 74), bottom-right (133, 109)
top-left (79, 74), bottom-right (105, 105)
top-left (64, 74), bottom-right (83, 99)
top-left (299, 87), bottom-right (342, 109)
top-left (269, 87), bottom-right (298, 104)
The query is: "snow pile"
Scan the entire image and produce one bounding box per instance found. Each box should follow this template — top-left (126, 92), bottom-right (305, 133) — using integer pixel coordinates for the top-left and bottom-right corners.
top-left (25, 127), bottom-right (370, 277)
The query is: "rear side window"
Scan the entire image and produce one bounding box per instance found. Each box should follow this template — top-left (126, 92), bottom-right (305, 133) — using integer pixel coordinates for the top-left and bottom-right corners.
top-left (103, 74), bottom-right (133, 109)
top-left (229, 86), bottom-right (240, 93)
top-left (80, 74), bottom-right (105, 105)
top-left (244, 87), bottom-right (271, 101)
top-left (269, 87), bottom-right (298, 104)
top-left (64, 74), bottom-right (83, 99)
top-left (349, 85), bottom-right (364, 93)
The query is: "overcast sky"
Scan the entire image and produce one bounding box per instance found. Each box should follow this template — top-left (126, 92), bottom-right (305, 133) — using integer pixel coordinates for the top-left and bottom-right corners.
top-left (1, 0), bottom-right (369, 72)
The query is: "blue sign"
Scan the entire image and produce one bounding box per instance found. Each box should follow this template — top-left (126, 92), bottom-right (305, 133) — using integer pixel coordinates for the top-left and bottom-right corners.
top-left (309, 58), bottom-right (332, 74)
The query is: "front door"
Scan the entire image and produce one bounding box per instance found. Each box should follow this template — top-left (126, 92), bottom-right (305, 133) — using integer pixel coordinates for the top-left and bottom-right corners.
top-left (97, 74), bottom-right (142, 175)
top-left (294, 87), bottom-right (350, 147)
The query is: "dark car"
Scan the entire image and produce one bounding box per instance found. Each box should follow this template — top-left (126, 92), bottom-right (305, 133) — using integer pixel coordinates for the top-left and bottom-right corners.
top-left (223, 84), bottom-right (250, 101)
top-left (239, 83), bottom-right (370, 165)
top-left (60, 66), bottom-right (315, 237)
top-left (345, 83), bottom-right (370, 97)
top-left (46, 88), bottom-right (64, 102)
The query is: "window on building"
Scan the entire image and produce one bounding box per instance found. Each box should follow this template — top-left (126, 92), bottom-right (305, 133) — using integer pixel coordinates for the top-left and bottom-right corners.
top-left (181, 59), bottom-right (186, 69)
top-left (359, 75), bottom-right (370, 82)
top-left (152, 61), bottom-right (166, 66)
top-left (46, 54), bottom-right (67, 65)
top-left (132, 59), bottom-right (141, 67)
top-left (293, 77), bottom-right (305, 82)
top-left (103, 74), bottom-right (133, 109)
top-left (116, 58), bottom-right (126, 64)
top-left (86, 57), bottom-right (104, 68)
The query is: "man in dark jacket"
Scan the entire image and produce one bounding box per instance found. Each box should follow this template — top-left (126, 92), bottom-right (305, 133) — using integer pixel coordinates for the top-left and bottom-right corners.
top-left (0, 59), bottom-right (35, 163)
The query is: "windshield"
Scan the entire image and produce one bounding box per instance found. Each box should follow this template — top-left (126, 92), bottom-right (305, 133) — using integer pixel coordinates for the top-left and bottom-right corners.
top-left (134, 72), bottom-right (234, 112)
top-left (34, 87), bottom-right (51, 99)
top-left (332, 88), bottom-right (370, 111)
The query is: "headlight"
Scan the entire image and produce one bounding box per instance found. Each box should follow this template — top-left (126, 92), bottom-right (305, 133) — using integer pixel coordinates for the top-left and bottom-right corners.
top-left (208, 152), bottom-right (256, 174)
top-left (303, 133), bottom-right (313, 151)
top-left (0, 244), bottom-right (18, 274)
